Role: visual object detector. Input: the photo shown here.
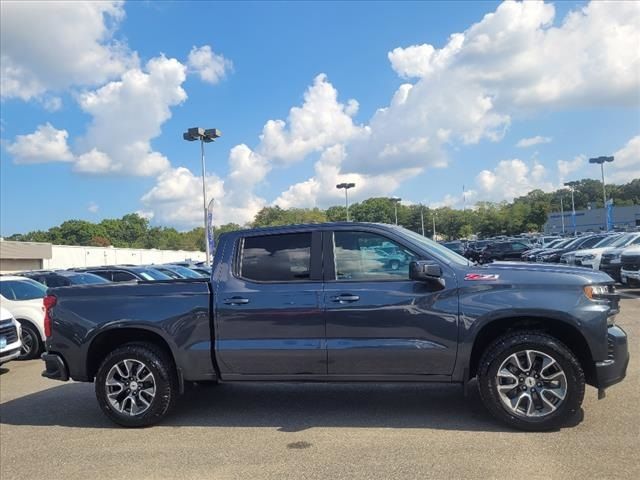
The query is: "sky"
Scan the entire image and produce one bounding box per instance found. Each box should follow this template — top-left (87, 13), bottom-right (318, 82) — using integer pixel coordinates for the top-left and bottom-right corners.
top-left (1, 0), bottom-right (639, 235)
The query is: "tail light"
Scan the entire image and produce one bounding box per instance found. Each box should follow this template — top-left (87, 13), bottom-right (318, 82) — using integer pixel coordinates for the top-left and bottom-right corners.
top-left (43, 295), bottom-right (57, 338)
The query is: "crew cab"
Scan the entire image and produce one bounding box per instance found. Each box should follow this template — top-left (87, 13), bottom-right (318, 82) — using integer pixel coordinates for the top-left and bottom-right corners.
top-left (41, 223), bottom-right (629, 431)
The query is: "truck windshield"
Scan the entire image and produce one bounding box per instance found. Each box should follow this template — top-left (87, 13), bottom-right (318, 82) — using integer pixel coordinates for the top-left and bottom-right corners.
top-left (394, 227), bottom-right (470, 266)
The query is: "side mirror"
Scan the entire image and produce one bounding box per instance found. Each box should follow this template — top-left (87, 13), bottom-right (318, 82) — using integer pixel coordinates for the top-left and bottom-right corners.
top-left (409, 260), bottom-right (442, 281)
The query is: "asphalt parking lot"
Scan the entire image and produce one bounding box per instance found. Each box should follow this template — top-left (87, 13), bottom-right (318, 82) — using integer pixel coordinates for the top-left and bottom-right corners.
top-left (1, 290), bottom-right (638, 480)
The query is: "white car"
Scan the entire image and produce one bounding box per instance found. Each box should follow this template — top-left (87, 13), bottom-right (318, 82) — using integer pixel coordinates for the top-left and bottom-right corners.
top-left (0, 276), bottom-right (47, 360)
top-left (0, 306), bottom-right (22, 365)
top-left (574, 232), bottom-right (640, 270)
top-left (620, 246), bottom-right (640, 286)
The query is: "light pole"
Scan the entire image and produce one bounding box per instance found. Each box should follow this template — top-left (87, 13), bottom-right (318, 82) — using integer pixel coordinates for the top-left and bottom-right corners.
top-left (420, 206), bottom-right (425, 236)
top-left (560, 193), bottom-right (565, 235)
top-left (432, 211), bottom-right (437, 241)
top-left (336, 182), bottom-right (356, 221)
top-left (183, 127), bottom-right (222, 265)
top-left (391, 197), bottom-right (401, 225)
top-left (589, 156), bottom-right (614, 231)
top-left (564, 182), bottom-right (577, 236)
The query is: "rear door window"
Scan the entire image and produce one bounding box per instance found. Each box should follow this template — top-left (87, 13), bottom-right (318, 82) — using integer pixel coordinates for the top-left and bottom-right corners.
top-left (240, 233), bottom-right (312, 282)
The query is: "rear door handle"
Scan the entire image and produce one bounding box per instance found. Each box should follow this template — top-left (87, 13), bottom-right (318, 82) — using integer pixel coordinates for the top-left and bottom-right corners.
top-left (223, 297), bottom-right (250, 305)
top-left (331, 294), bottom-right (360, 303)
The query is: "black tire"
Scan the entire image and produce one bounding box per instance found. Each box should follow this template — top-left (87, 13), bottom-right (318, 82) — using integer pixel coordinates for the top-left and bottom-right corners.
top-left (95, 342), bottom-right (178, 427)
top-left (477, 331), bottom-right (585, 431)
top-left (18, 322), bottom-right (42, 360)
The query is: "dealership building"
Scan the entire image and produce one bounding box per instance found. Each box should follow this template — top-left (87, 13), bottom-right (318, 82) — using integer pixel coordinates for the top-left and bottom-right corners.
top-left (0, 240), bottom-right (206, 274)
top-left (543, 205), bottom-right (640, 235)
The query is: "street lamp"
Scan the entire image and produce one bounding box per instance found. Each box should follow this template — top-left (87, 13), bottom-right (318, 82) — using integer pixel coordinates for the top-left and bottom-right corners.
top-left (588, 156), bottom-right (614, 231)
top-left (420, 206), bottom-right (425, 236)
top-left (432, 211), bottom-right (437, 241)
top-left (559, 192), bottom-right (565, 235)
top-left (183, 127), bottom-right (222, 265)
top-left (336, 182), bottom-right (356, 221)
top-left (391, 197), bottom-right (401, 225)
top-left (564, 182), bottom-right (577, 236)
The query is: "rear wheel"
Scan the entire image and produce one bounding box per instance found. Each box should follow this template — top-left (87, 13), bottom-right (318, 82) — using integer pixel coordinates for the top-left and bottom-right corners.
top-left (477, 331), bottom-right (585, 431)
top-left (18, 322), bottom-right (42, 360)
top-left (95, 343), bottom-right (178, 427)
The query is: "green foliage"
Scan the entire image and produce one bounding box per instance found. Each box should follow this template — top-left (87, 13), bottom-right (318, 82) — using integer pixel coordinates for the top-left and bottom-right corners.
top-left (4, 178), bottom-right (637, 248)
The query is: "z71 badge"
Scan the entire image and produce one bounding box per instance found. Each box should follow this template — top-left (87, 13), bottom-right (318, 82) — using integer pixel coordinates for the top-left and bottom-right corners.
top-left (464, 273), bottom-right (500, 281)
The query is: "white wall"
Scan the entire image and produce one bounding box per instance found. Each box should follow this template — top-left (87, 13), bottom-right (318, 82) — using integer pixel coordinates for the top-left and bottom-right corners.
top-left (42, 245), bottom-right (206, 270)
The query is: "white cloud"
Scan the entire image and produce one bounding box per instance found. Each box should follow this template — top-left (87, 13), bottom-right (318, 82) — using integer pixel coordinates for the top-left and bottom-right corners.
top-left (187, 45), bottom-right (232, 84)
top-left (257, 74), bottom-right (363, 164)
top-left (476, 159), bottom-right (554, 202)
top-left (88, 202), bottom-right (99, 213)
top-left (6, 123), bottom-right (74, 164)
top-left (557, 154), bottom-right (585, 181)
top-left (607, 135), bottom-right (640, 183)
top-left (74, 55), bottom-right (187, 176)
top-left (41, 96), bottom-right (63, 112)
top-left (517, 136), bottom-right (552, 148)
top-left (140, 166), bottom-right (262, 228)
top-left (0, 1), bottom-right (137, 102)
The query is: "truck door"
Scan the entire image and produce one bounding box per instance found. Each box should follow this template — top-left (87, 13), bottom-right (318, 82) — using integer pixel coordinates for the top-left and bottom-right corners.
top-left (213, 231), bottom-right (326, 377)
top-left (324, 229), bottom-right (458, 376)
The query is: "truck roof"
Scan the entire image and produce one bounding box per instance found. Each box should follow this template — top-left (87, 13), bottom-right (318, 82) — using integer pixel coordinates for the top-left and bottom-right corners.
top-left (219, 222), bottom-right (397, 238)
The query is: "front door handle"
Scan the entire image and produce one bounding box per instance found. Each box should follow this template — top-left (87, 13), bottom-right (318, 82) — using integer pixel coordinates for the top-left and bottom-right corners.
top-left (332, 294), bottom-right (360, 303)
top-left (223, 297), bottom-right (250, 305)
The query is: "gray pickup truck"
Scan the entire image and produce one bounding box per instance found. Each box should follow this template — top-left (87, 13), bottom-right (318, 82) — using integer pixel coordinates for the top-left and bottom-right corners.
top-left (41, 222), bottom-right (628, 430)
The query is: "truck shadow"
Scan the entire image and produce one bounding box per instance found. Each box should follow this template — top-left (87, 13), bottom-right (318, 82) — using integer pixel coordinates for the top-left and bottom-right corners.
top-left (0, 381), bottom-right (583, 432)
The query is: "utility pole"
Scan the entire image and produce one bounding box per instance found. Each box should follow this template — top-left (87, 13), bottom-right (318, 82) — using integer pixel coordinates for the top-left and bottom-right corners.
top-left (336, 183), bottom-right (356, 221)
top-left (588, 156), bottom-right (614, 231)
top-left (432, 212), bottom-right (437, 241)
top-left (420, 207), bottom-right (425, 236)
top-left (183, 127), bottom-right (222, 265)
top-left (560, 194), bottom-right (565, 235)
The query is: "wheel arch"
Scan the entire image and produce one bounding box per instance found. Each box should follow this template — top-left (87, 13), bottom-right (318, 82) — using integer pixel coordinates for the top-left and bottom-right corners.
top-left (86, 327), bottom-right (178, 382)
top-left (468, 316), bottom-right (595, 385)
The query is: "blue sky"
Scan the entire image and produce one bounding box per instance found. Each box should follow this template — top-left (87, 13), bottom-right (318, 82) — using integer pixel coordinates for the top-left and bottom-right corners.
top-left (1, 0), bottom-right (638, 235)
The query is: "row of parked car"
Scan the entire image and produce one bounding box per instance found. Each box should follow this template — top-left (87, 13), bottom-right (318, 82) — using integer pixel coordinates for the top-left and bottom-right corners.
top-left (0, 262), bottom-right (210, 364)
top-left (442, 232), bottom-right (640, 286)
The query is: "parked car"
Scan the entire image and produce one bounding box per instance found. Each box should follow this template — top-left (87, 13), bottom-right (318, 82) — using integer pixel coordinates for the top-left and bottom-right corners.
top-left (521, 238), bottom-right (567, 261)
top-left (600, 235), bottom-right (640, 282)
top-left (564, 234), bottom-right (623, 268)
top-left (536, 234), bottom-right (609, 263)
top-left (20, 270), bottom-right (110, 287)
top-left (0, 276), bottom-right (47, 359)
top-left (75, 266), bottom-right (172, 282)
top-left (535, 236), bottom-right (562, 248)
top-left (0, 307), bottom-right (22, 365)
top-left (442, 241), bottom-right (465, 256)
top-left (480, 240), bottom-right (530, 262)
top-left (588, 233), bottom-right (640, 272)
top-left (620, 246), bottom-right (640, 287)
top-left (41, 222), bottom-right (627, 431)
top-left (149, 264), bottom-right (204, 279)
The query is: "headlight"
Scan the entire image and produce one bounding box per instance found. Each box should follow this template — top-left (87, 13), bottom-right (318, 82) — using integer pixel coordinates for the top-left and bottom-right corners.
top-left (583, 284), bottom-right (609, 299)
top-left (582, 254), bottom-right (595, 261)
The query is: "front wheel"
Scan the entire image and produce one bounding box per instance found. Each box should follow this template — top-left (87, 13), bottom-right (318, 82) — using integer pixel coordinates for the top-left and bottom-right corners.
top-left (477, 331), bottom-right (585, 431)
top-left (95, 343), bottom-right (178, 427)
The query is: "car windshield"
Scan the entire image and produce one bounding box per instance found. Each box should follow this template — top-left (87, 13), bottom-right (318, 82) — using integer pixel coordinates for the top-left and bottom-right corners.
top-left (546, 239), bottom-right (563, 248)
top-left (593, 235), bottom-right (622, 248)
top-left (0, 278), bottom-right (47, 300)
top-left (65, 273), bottom-right (110, 284)
top-left (395, 226), bottom-right (469, 266)
top-left (168, 265), bottom-right (203, 278)
top-left (611, 234), bottom-right (640, 248)
top-left (137, 269), bottom-right (172, 281)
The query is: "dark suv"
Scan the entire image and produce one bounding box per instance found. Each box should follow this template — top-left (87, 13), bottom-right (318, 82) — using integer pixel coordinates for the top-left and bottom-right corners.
top-left (20, 270), bottom-right (110, 287)
top-left (480, 240), bottom-right (530, 262)
top-left (74, 266), bottom-right (172, 282)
